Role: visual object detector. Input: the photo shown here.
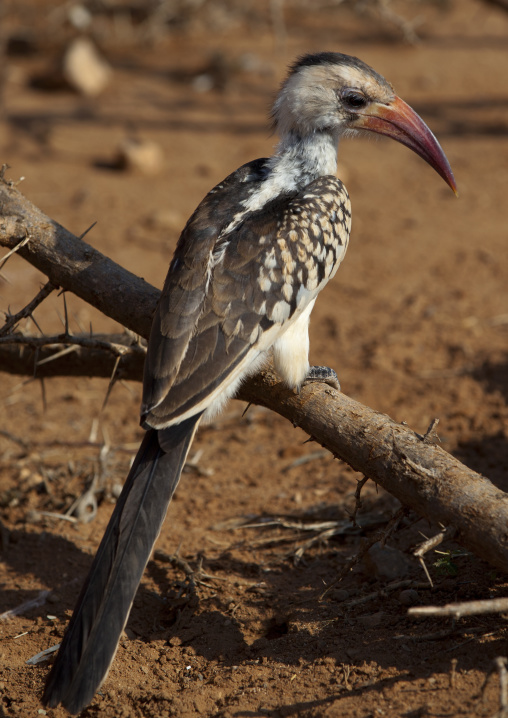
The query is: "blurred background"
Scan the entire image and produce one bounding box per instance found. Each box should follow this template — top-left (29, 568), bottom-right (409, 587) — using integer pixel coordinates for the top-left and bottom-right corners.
top-left (1, 2), bottom-right (508, 716)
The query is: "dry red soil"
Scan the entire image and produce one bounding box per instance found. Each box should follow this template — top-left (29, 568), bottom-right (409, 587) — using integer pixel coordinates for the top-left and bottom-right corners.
top-left (1, 1), bottom-right (508, 716)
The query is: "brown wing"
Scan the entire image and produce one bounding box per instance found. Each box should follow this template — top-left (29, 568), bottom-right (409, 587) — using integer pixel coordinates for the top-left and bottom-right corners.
top-left (141, 159), bottom-right (269, 419)
top-left (142, 174), bottom-right (351, 429)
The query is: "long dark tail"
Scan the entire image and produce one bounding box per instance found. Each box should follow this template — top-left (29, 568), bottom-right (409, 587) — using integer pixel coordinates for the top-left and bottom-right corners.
top-left (42, 414), bottom-right (201, 714)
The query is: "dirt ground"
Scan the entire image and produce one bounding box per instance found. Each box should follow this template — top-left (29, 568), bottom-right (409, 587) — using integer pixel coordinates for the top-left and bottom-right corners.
top-left (1, 1), bottom-right (508, 716)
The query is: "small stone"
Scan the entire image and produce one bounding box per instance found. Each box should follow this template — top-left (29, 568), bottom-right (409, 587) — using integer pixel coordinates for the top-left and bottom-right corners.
top-left (357, 611), bottom-right (387, 628)
top-left (111, 483), bottom-right (123, 499)
top-left (364, 543), bottom-right (414, 581)
top-left (398, 588), bottom-right (420, 606)
top-left (330, 588), bottom-right (350, 602)
top-left (62, 38), bottom-right (111, 96)
top-left (67, 4), bottom-right (92, 30)
top-left (144, 209), bottom-right (184, 233)
top-left (116, 137), bottom-right (164, 175)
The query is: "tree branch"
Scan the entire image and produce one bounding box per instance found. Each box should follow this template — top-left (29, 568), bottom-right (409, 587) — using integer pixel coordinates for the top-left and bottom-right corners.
top-left (1, 175), bottom-right (508, 574)
top-left (0, 171), bottom-right (158, 338)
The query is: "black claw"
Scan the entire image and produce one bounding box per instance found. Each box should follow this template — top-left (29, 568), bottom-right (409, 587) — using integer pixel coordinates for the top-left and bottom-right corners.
top-left (304, 365), bottom-right (341, 391)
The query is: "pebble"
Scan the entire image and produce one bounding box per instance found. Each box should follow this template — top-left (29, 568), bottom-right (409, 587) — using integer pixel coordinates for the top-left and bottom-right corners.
top-left (62, 38), bottom-right (112, 96)
top-left (357, 611), bottom-right (387, 628)
top-left (116, 137), bottom-right (164, 175)
top-left (330, 588), bottom-right (350, 602)
top-left (364, 543), bottom-right (414, 581)
top-left (144, 209), bottom-right (184, 233)
top-left (398, 588), bottom-right (420, 606)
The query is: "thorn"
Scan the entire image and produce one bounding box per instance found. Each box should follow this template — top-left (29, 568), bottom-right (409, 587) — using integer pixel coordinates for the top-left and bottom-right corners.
top-left (29, 314), bottom-right (44, 335)
top-left (72, 312), bottom-right (86, 334)
top-left (242, 402), bottom-right (252, 418)
top-left (78, 221), bottom-right (98, 241)
top-left (418, 555), bottom-right (434, 588)
top-left (423, 417), bottom-right (440, 444)
top-left (61, 292), bottom-right (71, 336)
top-left (101, 355), bottom-right (121, 411)
top-left (33, 346), bottom-right (40, 378)
top-left (36, 344), bottom-right (79, 367)
top-left (0, 235), bottom-right (30, 272)
top-left (39, 377), bottom-right (47, 412)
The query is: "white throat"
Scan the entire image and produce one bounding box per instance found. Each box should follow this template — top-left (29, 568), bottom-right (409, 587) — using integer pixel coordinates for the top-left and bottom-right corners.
top-left (239, 130), bottom-right (339, 217)
top-left (268, 129), bottom-right (339, 191)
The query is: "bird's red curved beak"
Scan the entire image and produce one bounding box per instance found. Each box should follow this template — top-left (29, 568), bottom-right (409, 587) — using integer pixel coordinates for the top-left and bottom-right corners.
top-left (355, 95), bottom-right (458, 195)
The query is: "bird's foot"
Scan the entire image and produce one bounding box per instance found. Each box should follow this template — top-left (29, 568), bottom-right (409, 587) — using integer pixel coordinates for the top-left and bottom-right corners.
top-left (303, 365), bottom-right (341, 391)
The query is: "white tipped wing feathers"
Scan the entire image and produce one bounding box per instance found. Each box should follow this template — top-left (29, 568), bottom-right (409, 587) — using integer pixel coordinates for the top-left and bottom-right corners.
top-left (142, 170), bottom-right (351, 430)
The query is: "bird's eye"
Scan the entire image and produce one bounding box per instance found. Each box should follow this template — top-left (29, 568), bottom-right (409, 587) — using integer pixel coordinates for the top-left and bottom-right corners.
top-left (340, 89), bottom-right (368, 110)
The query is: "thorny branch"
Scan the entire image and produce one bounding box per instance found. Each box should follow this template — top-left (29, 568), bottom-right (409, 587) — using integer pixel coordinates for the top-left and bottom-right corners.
top-left (1, 176), bottom-right (508, 575)
top-left (0, 280), bottom-right (57, 337)
top-left (0, 330), bottom-right (144, 359)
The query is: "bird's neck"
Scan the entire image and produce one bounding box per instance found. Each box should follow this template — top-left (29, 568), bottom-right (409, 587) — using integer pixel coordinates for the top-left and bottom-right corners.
top-left (267, 129), bottom-right (339, 192)
top-left (234, 129), bottom-right (340, 222)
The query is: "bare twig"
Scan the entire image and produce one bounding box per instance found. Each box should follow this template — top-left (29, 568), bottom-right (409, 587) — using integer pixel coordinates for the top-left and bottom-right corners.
top-left (342, 580), bottom-right (430, 609)
top-left (0, 281), bottom-right (57, 337)
top-left (153, 550), bottom-right (214, 593)
top-left (413, 525), bottom-right (457, 558)
top-left (0, 331), bottom-right (145, 359)
top-left (0, 590), bottom-right (51, 620)
top-left (350, 475), bottom-right (370, 527)
top-left (0, 235), bottom-right (30, 271)
top-left (320, 507), bottom-right (406, 599)
top-left (413, 525), bottom-right (458, 588)
top-left (409, 597), bottom-right (508, 619)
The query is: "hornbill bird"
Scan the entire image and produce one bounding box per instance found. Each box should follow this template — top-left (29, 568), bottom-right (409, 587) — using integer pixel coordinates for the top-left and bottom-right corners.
top-left (43, 52), bottom-right (456, 713)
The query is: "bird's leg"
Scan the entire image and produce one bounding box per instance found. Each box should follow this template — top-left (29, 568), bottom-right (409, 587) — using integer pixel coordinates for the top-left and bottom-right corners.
top-left (302, 365), bottom-right (341, 391)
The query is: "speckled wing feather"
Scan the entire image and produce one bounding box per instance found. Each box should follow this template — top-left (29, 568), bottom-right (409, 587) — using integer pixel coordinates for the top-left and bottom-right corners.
top-left (141, 158), bottom-right (269, 422)
top-left (143, 173), bottom-right (351, 429)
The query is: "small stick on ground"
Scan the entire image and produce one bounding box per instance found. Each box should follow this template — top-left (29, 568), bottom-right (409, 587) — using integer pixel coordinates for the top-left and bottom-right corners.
top-left (409, 597), bottom-right (508, 619)
top-left (413, 525), bottom-right (457, 588)
top-left (0, 589), bottom-right (51, 620)
top-left (153, 550), bottom-right (214, 593)
top-left (320, 506), bottom-right (406, 599)
top-left (342, 579), bottom-right (430, 609)
top-left (413, 525), bottom-right (457, 558)
top-left (450, 657), bottom-right (458, 688)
